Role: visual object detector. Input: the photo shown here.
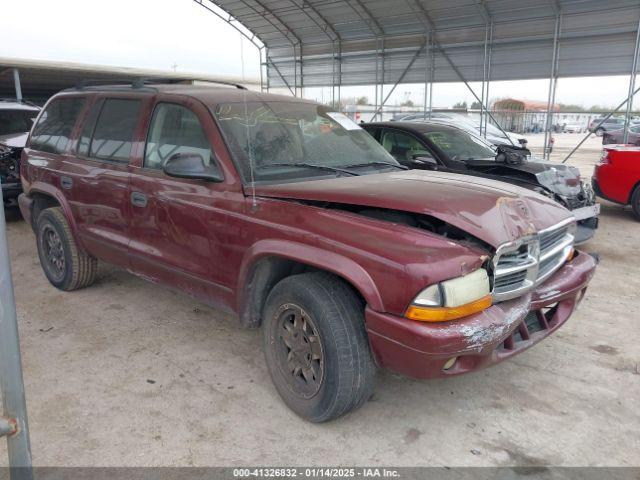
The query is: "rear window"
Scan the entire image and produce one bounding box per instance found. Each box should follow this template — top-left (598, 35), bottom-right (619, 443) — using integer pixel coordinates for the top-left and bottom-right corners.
top-left (29, 98), bottom-right (85, 154)
top-left (89, 99), bottom-right (141, 162)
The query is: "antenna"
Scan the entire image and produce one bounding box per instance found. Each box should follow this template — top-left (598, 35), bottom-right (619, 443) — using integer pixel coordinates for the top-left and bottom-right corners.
top-left (242, 88), bottom-right (258, 210)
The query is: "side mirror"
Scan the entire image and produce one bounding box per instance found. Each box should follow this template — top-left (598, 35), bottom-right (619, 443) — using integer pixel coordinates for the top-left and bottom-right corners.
top-left (163, 152), bottom-right (224, 182)
top-left (410, 153), bottom-right (438, 169)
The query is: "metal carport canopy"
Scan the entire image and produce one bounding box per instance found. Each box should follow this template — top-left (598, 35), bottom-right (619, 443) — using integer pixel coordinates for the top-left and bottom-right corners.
top-left (205, 0), bottom-right (640, 89)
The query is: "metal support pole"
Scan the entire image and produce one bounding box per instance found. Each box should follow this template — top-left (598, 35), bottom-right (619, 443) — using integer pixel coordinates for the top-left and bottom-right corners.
top-left (423, 31), bottom-right (429, 119)
top-left (563, 84), bottom-right (640, 163)
top-left (12, 69), bottom-right (22, 102)
top-left (480, 23), bottom-right (489, 135)
top-left (543, 14), bottom-right (562, 159)
top-left (623, 16), bottom-right (640, 143)
top-left (0, 182), bottom-right (33, 480)
top-left (428, 35), bottom-right (434, 119)
top-left (484, 22), bottom-right (494, 137)
top-left (371, 41), bottom-right (427, 118)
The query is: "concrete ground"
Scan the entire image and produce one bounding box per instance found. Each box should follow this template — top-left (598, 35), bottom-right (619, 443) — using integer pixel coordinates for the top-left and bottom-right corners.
top-left (1, 134), bottom-right (639, 467)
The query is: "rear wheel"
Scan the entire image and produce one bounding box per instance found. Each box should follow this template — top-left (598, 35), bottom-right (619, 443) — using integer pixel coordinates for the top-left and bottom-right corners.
top-left (631, 185), bottom-right (640, 220)
top-left (36, 207), bottom-right (97, 290)
top-left (262, 272), bottom-right (376, 422)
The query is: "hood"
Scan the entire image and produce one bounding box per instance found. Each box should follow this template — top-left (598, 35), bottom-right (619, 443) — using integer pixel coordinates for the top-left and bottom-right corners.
top-left (0, 132), bottom-right (28, 148)
top-left (465, 158), bottom-right (583, 198)
top-left (253, 170), bottom-right (572, 248)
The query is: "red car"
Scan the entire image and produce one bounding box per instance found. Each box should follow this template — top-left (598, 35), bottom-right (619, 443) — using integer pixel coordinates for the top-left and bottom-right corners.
top-left (593, 145), bottom-right (640, 219)
top-left (19, 84), bottom-right (596, 421)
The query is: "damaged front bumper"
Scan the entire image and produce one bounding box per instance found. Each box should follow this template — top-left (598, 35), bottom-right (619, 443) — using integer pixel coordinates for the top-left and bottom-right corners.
top-left (365, 250), bottom-right (597, 379)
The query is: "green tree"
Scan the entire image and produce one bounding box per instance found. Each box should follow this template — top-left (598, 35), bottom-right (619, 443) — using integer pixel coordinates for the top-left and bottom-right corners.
top-left (470, 101), bottom-right (482, 110)
top-left (453, 101), bottom-right (468, 109)
top-left (356, 96), bottom-right (369, 106)
top-left (400, 99), bottom-right (415, 107)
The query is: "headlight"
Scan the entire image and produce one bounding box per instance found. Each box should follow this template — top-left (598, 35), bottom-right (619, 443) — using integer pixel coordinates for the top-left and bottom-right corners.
top-left (405, 269), bottom-right (492, 322)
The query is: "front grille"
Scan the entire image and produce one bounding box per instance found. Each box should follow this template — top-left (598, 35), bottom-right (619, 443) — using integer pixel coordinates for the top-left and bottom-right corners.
top-left (492, 221), bottom-right (574, 302)
top-left (500, 304), bottom-right (558, 351)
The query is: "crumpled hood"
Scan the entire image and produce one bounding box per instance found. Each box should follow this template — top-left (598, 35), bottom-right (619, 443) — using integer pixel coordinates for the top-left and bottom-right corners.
top-left (253, 170), bottom-right (573, 248)
top-left (0, 132), bottom-right (28, 148)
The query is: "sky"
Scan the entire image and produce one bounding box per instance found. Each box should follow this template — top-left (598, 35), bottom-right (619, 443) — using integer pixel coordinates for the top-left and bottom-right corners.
top-left (2, 0), bottom-right (637, 110)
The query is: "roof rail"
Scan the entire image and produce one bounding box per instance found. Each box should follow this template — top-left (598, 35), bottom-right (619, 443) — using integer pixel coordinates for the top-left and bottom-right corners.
top-left (66, 77), bottom-right (248, 92)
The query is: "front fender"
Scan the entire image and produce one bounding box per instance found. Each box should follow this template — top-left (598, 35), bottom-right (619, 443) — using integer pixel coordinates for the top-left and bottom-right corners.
top-left (237, 239), bottom-right (385, 315)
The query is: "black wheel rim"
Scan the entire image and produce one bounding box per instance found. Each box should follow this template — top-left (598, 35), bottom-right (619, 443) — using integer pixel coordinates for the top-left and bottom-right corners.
top-left (273, 303), bottom-right (324, 399)
top-left (40, 224), bottom-right (65, 282)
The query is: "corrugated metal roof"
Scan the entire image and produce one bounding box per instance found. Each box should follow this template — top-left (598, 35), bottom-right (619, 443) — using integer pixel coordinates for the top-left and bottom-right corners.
top-left (208, 0), bottom-right (640, 88)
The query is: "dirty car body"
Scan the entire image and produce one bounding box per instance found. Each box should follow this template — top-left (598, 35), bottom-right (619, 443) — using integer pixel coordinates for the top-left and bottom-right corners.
top-left (363, 121), bottom-right (600, 244)
top-left (19, 85), bottom-right (596, 420)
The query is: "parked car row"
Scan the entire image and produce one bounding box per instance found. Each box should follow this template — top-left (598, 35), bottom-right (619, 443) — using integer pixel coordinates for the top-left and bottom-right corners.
top-left (14, 84), bottom-right (600, 422)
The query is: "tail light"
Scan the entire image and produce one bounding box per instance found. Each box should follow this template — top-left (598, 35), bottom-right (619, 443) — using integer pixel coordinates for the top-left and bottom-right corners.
top-left (599, 150), bottom-right (611, 165)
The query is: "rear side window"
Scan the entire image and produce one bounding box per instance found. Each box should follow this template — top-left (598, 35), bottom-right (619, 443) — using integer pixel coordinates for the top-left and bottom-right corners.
top-left (144, 103), bottom-right (213, 170)
top-left (30, 98), bottom-right (85, 154)
top-left (89, 99), bottom-right (141, 162)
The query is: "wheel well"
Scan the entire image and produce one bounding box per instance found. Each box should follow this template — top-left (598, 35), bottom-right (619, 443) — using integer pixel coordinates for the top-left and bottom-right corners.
top-left (239, 257), bottom-right (365, 328)
top-left (628, 181), bottom-right (640, 204)
top-left (30, 192), bottom-right (60, 228)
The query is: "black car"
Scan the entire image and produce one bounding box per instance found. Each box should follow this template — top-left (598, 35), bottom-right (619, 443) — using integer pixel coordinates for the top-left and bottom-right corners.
top-left (363, 121), bottom-right (599, 244)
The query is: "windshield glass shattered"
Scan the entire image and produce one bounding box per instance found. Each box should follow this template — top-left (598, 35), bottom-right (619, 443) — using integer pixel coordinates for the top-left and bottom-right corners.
top-left (424, 129), bottom-right (496, 161)
top-left (214, 101), bottom-right (401, 183)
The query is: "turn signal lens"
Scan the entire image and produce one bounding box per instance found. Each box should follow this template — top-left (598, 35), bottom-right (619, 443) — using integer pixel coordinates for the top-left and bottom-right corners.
top-left (405, 294), bottom-right (493, 322)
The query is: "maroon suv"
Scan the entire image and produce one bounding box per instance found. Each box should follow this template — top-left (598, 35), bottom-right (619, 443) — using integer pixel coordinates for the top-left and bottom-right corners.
top-left (19, 84), bottom-right (596, 422)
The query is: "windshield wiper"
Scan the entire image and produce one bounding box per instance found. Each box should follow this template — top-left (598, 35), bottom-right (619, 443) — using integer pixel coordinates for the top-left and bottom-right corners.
top-left (341, 161), bottom-right (408, 170)
top-left (258, 162), bottom-right (360, 176)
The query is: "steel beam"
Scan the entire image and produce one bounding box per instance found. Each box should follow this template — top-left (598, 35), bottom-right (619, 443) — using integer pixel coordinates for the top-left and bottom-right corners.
top-left (266, 57), bottom-right (295, 96)
top-left (12, 69), bottom-right (22, 102)
top-left (623, 15), bottom-right (640, 143)
top-left (0, 182), bottom-right (33, 480)
top-left (371, 41), bottom-right (427, 118)
top-left (543, 13), bottom-right (562, 159)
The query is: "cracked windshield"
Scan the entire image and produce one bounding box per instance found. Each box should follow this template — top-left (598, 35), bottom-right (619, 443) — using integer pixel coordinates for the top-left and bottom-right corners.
top-left (214, 101), bottom-right (403, 183)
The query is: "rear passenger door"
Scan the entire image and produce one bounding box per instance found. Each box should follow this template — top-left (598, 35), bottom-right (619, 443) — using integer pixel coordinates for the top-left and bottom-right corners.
top-left (67, 96), bottom-right (144, 266)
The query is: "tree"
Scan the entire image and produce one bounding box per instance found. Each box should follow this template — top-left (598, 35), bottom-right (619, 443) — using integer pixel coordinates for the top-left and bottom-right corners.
top-left (453, 101), bottom-right (468, 109)
top-left (356, 96), bottom-right (369, 106)
top-left (470, 101), bottom-right (482, 110)
top-left (400, 99), bottom-right (415, 107)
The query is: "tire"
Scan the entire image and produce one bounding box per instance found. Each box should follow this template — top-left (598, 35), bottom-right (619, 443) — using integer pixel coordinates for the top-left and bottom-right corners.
top-left (595, 127), bottom-right (605, 137)
top-left (262, 272), bottom-right (376, 422)
top-left (36, 207), bottom-right (97, 291)
top-left (631, 185), bottom-right (640, 220)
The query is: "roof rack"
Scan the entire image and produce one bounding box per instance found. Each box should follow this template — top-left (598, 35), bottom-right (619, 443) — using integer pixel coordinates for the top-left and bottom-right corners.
top-left (67, 77), bottom-right (248, 92)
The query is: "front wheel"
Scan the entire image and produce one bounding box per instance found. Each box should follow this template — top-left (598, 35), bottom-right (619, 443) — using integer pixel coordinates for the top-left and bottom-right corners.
top-left (631, 185), bottom-right (640, 220)
top-left (595, 127), bottom-right (605, 137)
top-left (262, 272), bottom-right (376, 422)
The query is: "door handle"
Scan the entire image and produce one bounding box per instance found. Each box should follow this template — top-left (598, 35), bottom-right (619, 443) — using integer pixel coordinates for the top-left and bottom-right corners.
top-left (130, 191), bottom-right (147, 208)
top-left (60, 176), bottom-right (73, 189)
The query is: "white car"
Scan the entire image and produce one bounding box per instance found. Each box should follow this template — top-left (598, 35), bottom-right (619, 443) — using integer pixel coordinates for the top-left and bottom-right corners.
top-left (563, 121), bottom-right (585, 133)
top-left (1, 100), bottom-right (40, 208)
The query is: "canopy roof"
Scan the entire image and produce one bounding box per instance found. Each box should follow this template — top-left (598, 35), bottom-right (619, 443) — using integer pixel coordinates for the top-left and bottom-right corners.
top-left (208, 0), bottom-right (640, 89)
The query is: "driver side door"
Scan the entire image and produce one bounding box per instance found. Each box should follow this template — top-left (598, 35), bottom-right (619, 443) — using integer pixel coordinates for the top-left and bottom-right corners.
top-left (379, 128), bottom-right (439, 169)
top-left (127, 100), bottom-right (231, 306)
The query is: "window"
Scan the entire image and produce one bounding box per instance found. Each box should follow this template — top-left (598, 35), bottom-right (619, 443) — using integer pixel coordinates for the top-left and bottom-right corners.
top-left (77, 101), bottom-right (102, 157)
top-left (380, 130), bottom-right (432, 162)
top-left (29, 98), bottom-right (85, 154)
top-left (145, 103), bottom-right (213, 170)
top-left (423, 128), bottom-right (496, 161)
top-left (89, 99), bottom-right (141, 162)
top-left (0, 109), bottom-right (38, 136)
top-left (214, 102), bottom-right (398, 183)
